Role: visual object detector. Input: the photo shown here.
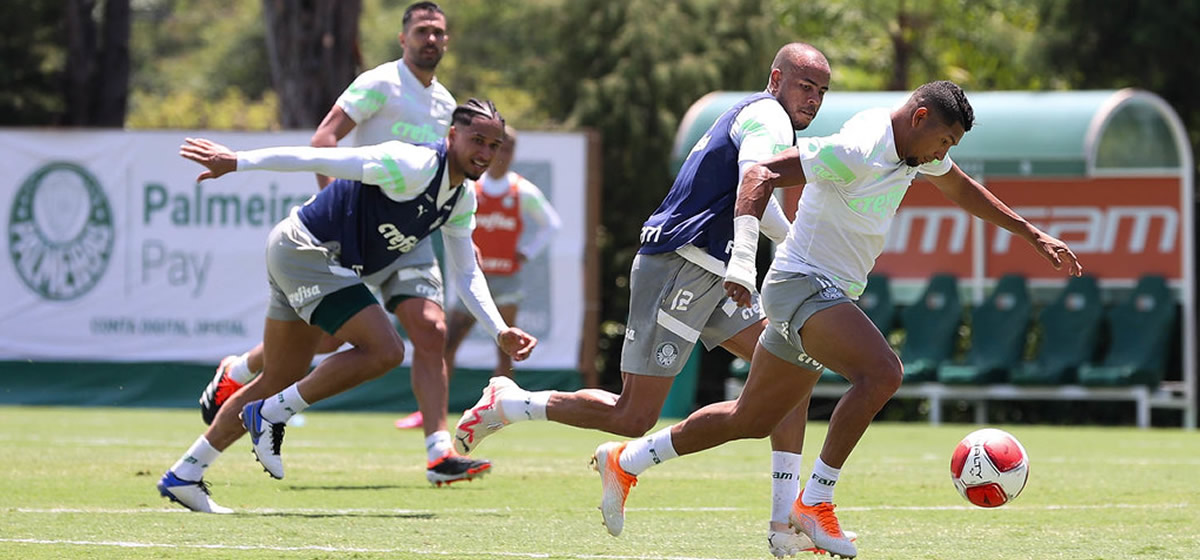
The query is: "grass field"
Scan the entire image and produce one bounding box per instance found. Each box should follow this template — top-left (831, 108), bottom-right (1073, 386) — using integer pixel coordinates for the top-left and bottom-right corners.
top-left (1, 406), bottom-right (1197, 559)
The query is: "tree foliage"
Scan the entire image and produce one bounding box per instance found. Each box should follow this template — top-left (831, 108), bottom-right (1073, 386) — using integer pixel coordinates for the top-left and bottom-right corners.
top-left (126, 0), bottom-right (277, 129)
top-left (0, 0), bottom-right (65, 124)
top-left (1040, 0), bottom-right (1200, 176)
top-left (778, 0), bottom-right (1049, 91)
top-left (537, 0), bottom-right (778, 377)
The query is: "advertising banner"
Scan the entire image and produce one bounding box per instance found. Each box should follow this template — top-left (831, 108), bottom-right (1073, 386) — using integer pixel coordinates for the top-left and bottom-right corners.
top-left (0, 130), bottom-right (585, 369)
top-left (874, 177), bottom-right (1184, 284)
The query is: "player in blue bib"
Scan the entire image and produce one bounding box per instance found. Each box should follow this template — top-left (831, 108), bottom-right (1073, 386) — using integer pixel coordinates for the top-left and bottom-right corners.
top-left (157, 99), bottom-right (537, 513)
top-left (452, 44), bottom-right (847, 555)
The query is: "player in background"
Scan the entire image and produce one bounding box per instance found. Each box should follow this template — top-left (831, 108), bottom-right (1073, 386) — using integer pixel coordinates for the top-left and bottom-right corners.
top-left (430, 125), bottom-right (561, 402)
top-left (592, 81), bottom-right (1083, 558)
top-left (453, 43), bottom-right (852, 557)
top-left (195, 2), bottom-right (493, 484)
top-left (158, 100), bottom-right (537, 513)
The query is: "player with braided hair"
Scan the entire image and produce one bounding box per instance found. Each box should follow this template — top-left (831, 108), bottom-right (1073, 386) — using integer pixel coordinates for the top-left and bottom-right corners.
top-left (157, 99), bottom-right (537, 513)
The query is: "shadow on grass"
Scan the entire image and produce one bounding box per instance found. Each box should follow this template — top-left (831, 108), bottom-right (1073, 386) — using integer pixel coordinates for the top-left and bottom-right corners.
top-left (256, 511), bottom-right (437, 519)
top-left (285, 484), bottom-right (408, 492)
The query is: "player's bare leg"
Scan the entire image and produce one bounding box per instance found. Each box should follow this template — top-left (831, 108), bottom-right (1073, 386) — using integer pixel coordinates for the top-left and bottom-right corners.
top-left (493, 304), bottom-right (518, 378)
top-left (443, 308), bottom-right (476, 381)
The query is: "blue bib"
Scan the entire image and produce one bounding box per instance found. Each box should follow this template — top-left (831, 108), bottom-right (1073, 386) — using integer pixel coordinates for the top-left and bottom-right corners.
top-left (297, 141), bottom-right (461, 276)
top-left (638, 92), bottom-right (789, 263)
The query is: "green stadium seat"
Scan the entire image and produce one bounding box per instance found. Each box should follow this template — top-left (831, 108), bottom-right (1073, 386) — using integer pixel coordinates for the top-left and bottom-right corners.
top-left (1078, 275), bottom-right (1176, 387)
top-left (938, 274), bottom-right (1031, 385)
top-left (898, 274), bottom-right (962, 382)
top-left (819, 274), bottom-right (895, 383)
top-left (1010, 275), bottom-right (1103, 385)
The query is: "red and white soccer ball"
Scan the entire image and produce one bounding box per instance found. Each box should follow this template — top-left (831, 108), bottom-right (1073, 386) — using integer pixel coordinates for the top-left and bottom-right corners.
top-left (949, 428), bottom-right (1029, 508)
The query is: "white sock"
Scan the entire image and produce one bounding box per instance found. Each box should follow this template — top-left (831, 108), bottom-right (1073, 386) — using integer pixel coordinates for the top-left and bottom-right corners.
top-left (227, 352), bottom-right (258, 384)
top-left (425, 430), bottom-right (453, 462)
top-left (261, 383), bottom-right (309, 424)
top-left (618, 427), bottom-right (679, 476)
top-left (770, 451), bottom-right (803, 525)
top-left (802, 457), bottom-right (842, 506)
top-left (499, 390), bottom-right (551, 423)
top-left (171, 436), bottom-right (221, 481)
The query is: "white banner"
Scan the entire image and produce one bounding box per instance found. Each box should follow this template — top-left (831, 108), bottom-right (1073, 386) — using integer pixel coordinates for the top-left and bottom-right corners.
top-left (0, 129), bottom-right (586, 369)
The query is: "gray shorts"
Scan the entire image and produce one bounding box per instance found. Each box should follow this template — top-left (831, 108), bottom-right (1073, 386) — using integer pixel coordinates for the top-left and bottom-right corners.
top-left (265, 215), bottom-right (376, 332)
top-left (758, 268), bottom-right (853, 371)
top-left (364, 258), bottom-right (445, 312)
top-left (620, 251), bottom-right (764, 377)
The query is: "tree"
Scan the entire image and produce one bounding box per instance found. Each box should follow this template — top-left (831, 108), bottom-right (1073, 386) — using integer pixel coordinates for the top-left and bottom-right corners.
top-left (0, 0), bottom-right (65, 124)
top-left (777, 0), bottom-right (1049, 91)
top-left (1040, 0), bottom-right (1200, 178)
top-left (539, 0), bottom-right (778, 381)
top-left (261, 0), bottom-right (362, 128)
top-left (64, 0), bottom-right (132, 126)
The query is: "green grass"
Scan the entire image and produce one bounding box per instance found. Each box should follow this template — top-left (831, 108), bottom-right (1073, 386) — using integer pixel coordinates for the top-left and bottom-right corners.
top-left (0, 406), bottom-right (1197, 559)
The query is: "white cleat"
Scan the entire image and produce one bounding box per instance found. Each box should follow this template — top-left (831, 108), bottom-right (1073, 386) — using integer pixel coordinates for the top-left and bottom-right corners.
top-left (590, 441), bottom-right (637, 537)
top-left (157, 471), bottom-right (232, 514)
top-left (454, 376), bottom-right (520, 455)
top-left (769, 521), bottom-right (859, 557)
top-left (241, 399), bottom-right (285, 479)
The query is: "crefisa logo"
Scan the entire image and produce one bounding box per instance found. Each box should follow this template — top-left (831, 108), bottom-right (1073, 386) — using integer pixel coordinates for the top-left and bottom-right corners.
top-left (8, 162), bottom-right (115, 300)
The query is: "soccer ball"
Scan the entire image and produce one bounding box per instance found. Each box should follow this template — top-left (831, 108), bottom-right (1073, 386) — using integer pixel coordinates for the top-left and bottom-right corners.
top-left (949, 428), bottom-right (1029, 508)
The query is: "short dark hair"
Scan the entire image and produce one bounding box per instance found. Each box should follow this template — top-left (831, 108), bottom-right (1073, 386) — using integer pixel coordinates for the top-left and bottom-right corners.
top-left (403, 2), bottom-right (444, 30)
top-left (452, 98), bottom-right (504, 128)
top-left (913, 80), bottom-right (974, 132)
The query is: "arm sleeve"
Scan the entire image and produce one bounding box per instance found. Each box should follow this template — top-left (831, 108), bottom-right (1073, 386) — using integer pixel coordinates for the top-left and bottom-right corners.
top-left (237, 146), bottom-right (368, 180)
top-left (239, 141), bottom-right (439, 203)
top-left (443, 227), bottom-right (507, 341)
top-left (516, 179), bottom-right (562, 259)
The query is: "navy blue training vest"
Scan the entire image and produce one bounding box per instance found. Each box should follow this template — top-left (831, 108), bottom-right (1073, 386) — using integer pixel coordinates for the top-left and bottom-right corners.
top-left (638, 92), bottom-right (790, 263)
top-left (296, 141), bottom-right (463, 276)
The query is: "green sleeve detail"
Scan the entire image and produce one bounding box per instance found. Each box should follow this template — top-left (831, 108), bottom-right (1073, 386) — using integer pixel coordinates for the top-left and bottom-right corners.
top-left (739, 118), bottom-right (768, 139)
top-left (378, 154), bottom-right (408, 195)
top-left (813, 145), bottom-right (858, 185)
top-left (344, 85), bottom-right (387, 114)
top-left (447, 208), bottom-right (474, 229)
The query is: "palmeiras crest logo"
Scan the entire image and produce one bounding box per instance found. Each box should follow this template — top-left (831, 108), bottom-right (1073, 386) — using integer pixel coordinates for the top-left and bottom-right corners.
top-left (655, 341), bottom-right (679, 368)
top-left (8, 162), bottom-right (115, 300)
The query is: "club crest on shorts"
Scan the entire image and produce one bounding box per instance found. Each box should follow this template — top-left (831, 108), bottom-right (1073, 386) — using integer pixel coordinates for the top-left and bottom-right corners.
top-left (654, 341), bottom-right (679, 368)
top-left (820, 285), bottom-right (845, 301)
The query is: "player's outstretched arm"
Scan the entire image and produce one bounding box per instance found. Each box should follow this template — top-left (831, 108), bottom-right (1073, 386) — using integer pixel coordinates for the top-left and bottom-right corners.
top-left (928, 164), bottom-right (1083, 277)
top-left (180, 138), bottom-right (238, 181)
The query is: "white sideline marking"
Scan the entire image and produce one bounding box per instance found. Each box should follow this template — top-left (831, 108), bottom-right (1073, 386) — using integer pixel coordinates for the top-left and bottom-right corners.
top-left (6, 502), bottom-right (1187, 516)
top-left (0, 538), bottom-right (732, 560)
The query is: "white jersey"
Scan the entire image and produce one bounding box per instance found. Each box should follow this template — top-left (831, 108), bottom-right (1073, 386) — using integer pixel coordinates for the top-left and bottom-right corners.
top-left (334, 59), bottom-right (457, 267)
top-left (773, 108), bottom-right (953, 298)
top-left (335, 60), bottom-right (457, 147)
